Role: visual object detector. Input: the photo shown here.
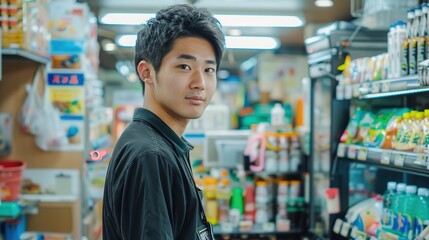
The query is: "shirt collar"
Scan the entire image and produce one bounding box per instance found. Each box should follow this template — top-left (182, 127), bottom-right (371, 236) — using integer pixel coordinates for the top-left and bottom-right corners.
top-left (133, 107), bottom-right (193, 154)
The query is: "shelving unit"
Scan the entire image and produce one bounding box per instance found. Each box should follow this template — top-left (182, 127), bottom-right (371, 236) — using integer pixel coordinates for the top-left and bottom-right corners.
top-left (331, 73), bottom-right (429, 239)
top-left (336, 75), bottom-right (429, 100)
top-left (0, 49), bottom-right (82, 238)
top-left (2, 48), bottom-right (50, 65)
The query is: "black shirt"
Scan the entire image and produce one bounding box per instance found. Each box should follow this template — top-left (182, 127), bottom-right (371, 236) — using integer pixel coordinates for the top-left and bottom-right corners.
top-left (102, 108), bottom-right (212, 240)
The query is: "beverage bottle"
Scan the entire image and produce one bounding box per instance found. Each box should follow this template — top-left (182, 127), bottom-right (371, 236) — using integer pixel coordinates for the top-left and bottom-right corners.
top-left (388, 23), bottom-right (397, 79)
top-left (392, 116), bottom-right (404, 150)
top-left (204, 177), bottom-right (219, 225)
top-left (230, 186), bottom-right (244, 227)
top-left (243, 176), bottom-right (256, 223)
top-left (413, 112), bottom-right (425, 152)
top-left (255, 180), bottom-right (269, 223)
top-left (217, 178), bottom-right (231, 224)
top-left (271, 103), bottom-right (286, 126)
top-left (382, 116), bottom-right (402, 149)
top-left (401, 185), bottom-right (418, 238)
top-left (397, 21), bottom-right (408, 77)
top-left (396, 113), bottom-right (412, 151)
top-left (423, 109), bottom-right (429, 153)
top-left (415, 188), bottom-right (429, 237)
top-left (418, 4), bottom-right (428, 65)
top-left (410, 8), bottom-right (420, 75)
top-left (402, 9), bottom-right (414, 76)
top-left (382, 181), bottom-right (397, 231)
top-left (276, 180), bottom-right (289, 221)
top-left (391, 183), bottom-right (407, 234)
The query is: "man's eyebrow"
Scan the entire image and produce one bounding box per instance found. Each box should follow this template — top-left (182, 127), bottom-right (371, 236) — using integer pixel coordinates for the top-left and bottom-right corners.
top-left (177, 54), bottom-right (216, 65)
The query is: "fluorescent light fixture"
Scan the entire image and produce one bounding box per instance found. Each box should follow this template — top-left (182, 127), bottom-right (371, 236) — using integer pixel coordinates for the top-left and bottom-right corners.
top-left (216, 15), bottom-right (303, 27)
top-left (225, 36), bottom-right (279, 49)
top-left (227, 29), bottom-right (242, 36)
top-left (100, 13), bottom-right (304, 27)
top-left (116, 35), bottom-right (137, 47)
top-left (100, 13), bottom-right (154, 25)
top-left (315, 0), bottom-right (333, 7)
top-left (116, 34), bottom-right (279, 50)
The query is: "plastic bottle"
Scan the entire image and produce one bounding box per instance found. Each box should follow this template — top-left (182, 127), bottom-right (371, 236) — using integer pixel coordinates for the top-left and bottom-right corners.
top-left (412, 112), bottom-right (425, 152)
top-left (217, 178), bottom-right (231, 224)
top-left (422, 109), bottom-right (429, 153)
top-left (276, 180), bottom-right (289, 221)
top-left (374, 195), bottom-right (383, 224)
top-left (409, 8), bottom-right (419, 75)
top-left (255, 180), bottom-right (269, 223)
top-left (415, 188), bottom-right (429, 237)
top-left (270, 103), bottom-right (286, 126)
top-left (388, 23), bottom-right (397, 78)
top-left (391, 183), bottom-right (406, 234)
top-left (396, 113), bottom-right (412, 151)
top-left (204, 177), bottom-right (219, 225)
top-left (382, 116), bottom-right (402, 149)
top-left (230, 186), bottom-right (244, 227)
top-left (402, 10), bottom-right (415, 76)
top-left (397, 21), bottom-right (408, 77)
top-left (243, 176), bottom-right (256, 223)
top-left (418, 4), bottom-right (428, 65)
top-left (382, 181), bottom-right (397, 231)
top-left (401, 185), bottom-right (418, 238)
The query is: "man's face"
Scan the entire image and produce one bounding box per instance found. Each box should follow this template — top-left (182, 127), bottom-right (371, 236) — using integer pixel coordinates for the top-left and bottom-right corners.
top-left (149, 37), bottom-right (217, 124)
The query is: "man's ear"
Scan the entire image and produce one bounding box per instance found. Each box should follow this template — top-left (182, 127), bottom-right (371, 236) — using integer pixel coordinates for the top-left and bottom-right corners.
top-left (137, 60), bottom-right (153, 84)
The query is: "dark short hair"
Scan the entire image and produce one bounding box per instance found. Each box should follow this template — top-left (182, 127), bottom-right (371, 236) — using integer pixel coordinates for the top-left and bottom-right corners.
top-left (134, 4), bottom-right (225, 93)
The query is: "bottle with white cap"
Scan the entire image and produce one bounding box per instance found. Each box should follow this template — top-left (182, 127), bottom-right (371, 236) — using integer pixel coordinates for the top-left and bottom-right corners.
top-left (270, 103), bottom-right (285, 127)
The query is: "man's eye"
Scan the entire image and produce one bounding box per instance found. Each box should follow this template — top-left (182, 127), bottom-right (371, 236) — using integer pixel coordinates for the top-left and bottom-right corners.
top-left (205, 68), bottom-right (215, 73)
top-left (179, 64), bottom-right (191, 70)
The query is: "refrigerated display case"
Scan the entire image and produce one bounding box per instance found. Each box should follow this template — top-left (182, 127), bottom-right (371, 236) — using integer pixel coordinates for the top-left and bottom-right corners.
top-left (305, 22), bottom-right (388, 239)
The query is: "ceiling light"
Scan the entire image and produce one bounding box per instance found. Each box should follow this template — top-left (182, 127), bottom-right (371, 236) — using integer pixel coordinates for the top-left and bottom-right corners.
top-left (315, 0), bottom-right (333, 7)
top-left (100, 13), bottom-right (305, 28)
top-left (228, 29), bottom-right (242, 36)
top-left (116, 34), bottom-right (280, 50)
top-left (225, 36), bottom-right (279, 49)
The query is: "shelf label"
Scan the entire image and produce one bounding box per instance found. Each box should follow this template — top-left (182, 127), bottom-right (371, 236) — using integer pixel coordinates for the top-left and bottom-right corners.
top-left (361, 83), bottom-right (370, 94)
top-left (416, 154), bottom-right (427, 166)
top-left (357, 147), bottom-right (368, 161)
top-left (220, 222), bottom-right (234, 233)
top-left (371, 82), bottom-right (380, 94)
top-left (350, 227), bottom-right (358, 238)
top-left (337, 143), bottom-right (346, 158)
top-left (340, 222), bottom-right (351, 237)
top-left (381, 151), bottom-right (391, 165)
top-left (336, 86), bottom-right (344, 100)
top-left (381, 82), bottom-right (390, 92)
top-left (352, 85), bottom-right (360, 98)
top-left (347, 145), bottom-right (357, 159)
top-left (394, 153), bottom-right (405, 167)
top-left (333, 219), bottom-right (343, 234)
top-left (262, 222), bottom-right (275, 232)
top-left (344, 85), bottom-right (352, 99)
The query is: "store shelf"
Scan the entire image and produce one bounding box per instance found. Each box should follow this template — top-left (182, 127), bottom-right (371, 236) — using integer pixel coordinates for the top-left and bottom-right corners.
top-left (212, 224), bottom-right (302, 237)
top-left (336, 75), bottom-right (429, 100)
top-left (2, 48), bottom-right (50, 64)
top-left (336, 143), bottom-right (429, 176)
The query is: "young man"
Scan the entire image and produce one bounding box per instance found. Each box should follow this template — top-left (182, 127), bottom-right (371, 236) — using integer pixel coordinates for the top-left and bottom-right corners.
top-left (102, 4), bottom-right (225, 240)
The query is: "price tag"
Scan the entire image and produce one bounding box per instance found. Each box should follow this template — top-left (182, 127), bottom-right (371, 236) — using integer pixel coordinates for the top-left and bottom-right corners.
top-left (262, 222), bottom-right (275, 232)
top-left (347, 145), bottom-right (357, 159)
top-left (371, 82), bottom-right (380, 94)
top-left (381, 151), bottom-right (391, 165)
top-left (357, 147), bottom-right (368, 161)
top-left (340, 222), bottom-right (351, 237)
top-left (350, 226), bottom-right (359, 238)
top-left (344, 85), bottom-right (352, 99)
top-left (361, 82), bottom-right (370, 95)
top-left (352, 84), bottom-right (360, 97)
top-left (333, 219), bottom-right (343, 234)
top-left (416, 154), bottom-right (427, 165)
top-left (221, 222), bottom-right (234, 233)
top-left (381, 81), bottom-right (390, 92)
top-left (336, 85), bottom-right (344, 100)
top-left (394, 153), bottom-right (405, 167)
top-left (337, 143), bottom-right (346, 158)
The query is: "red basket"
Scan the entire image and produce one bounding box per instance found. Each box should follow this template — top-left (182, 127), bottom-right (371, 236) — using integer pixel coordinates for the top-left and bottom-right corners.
top-left (0, 161), bottom-right (26, 201)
